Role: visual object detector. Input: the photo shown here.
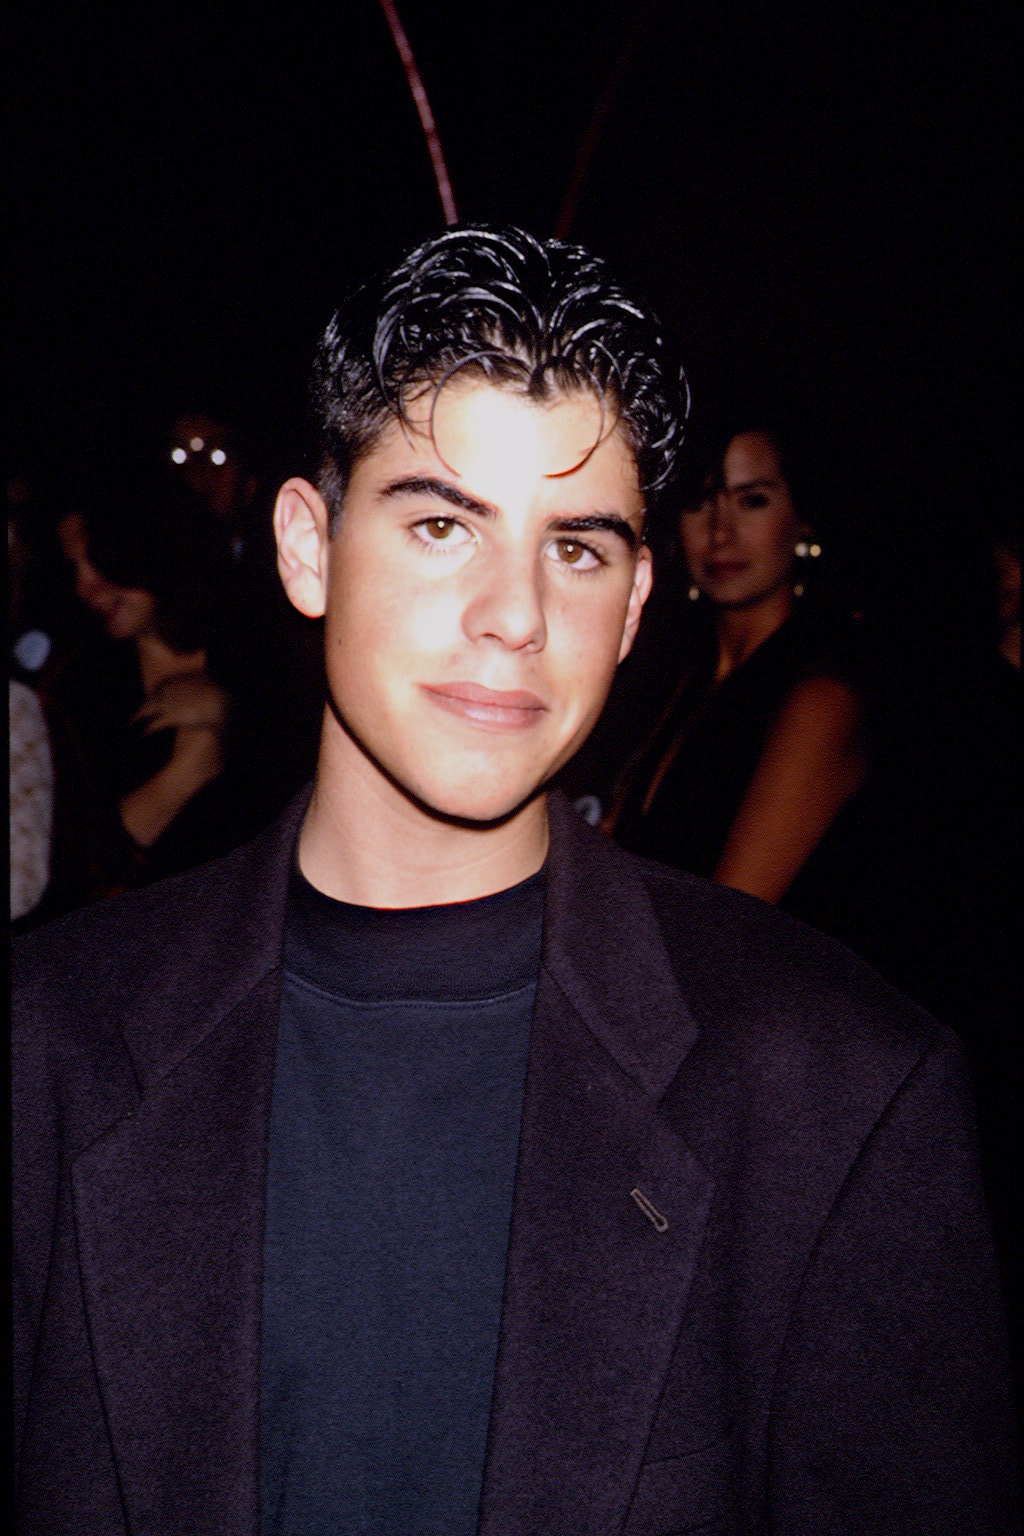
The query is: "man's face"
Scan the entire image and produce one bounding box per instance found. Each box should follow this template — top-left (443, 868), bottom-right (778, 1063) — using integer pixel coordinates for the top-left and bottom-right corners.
top-left (284, 379), bottom-right (651, 827)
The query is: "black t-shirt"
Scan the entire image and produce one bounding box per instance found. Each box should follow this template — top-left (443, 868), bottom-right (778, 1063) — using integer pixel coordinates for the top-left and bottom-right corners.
top-left (261, 862), bottom-right (545, 1536)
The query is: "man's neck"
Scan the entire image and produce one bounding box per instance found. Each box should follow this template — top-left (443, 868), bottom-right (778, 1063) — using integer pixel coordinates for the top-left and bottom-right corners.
top-left (297, 732), bottom-right (550, 910)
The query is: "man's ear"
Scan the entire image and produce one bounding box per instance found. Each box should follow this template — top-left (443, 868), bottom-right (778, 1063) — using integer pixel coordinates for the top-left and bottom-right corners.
top-left (274, 478), bottom-right (331, 618)
top-left (618, 544), bottom-right (653, 663)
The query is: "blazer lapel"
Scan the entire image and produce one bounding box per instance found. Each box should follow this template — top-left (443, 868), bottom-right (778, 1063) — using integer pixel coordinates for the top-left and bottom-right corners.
top-left (68, 798), bottom-right (307, 1536)
top-left (72, 971), bottom-right (280, 1536)
top-left (479, 797), bottom-right (715, 1535)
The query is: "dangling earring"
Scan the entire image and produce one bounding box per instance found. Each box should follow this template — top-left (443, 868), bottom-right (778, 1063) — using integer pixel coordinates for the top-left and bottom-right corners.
top-left (688, 583), bottom-right (700, 602)
top-left (793, 536), bottom-right (821, 597)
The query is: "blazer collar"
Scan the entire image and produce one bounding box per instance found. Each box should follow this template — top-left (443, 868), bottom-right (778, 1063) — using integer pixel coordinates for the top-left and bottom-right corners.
top-left (71, 795), bottom-right (310, 1535)
top-left (116, 788), bottom-right (309, 1088)
top-left (542, 789), bottom-right (700, 1097)
top-left (479, 794), bottom-right (713, 1534)
top-left (73, 975), bottom-right (279, 1535)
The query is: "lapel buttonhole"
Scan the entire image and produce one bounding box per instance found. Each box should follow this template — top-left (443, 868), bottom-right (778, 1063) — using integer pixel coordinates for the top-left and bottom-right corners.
top-left (630, 1186), bottom-right (669, 1233)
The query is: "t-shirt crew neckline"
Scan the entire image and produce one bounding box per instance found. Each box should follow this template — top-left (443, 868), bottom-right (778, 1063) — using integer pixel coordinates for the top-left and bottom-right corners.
top-left (285, 860), bottom-right (547, 1003)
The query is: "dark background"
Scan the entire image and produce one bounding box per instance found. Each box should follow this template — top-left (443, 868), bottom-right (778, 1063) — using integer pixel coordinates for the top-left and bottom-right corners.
top-left (8, 0), bottom-right (1021, 1418)
top-left (8, 0), bottom-right (1018, 627)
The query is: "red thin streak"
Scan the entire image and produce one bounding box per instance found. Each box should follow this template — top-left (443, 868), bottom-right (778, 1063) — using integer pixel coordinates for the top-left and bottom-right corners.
top-left (555, 0), bottom-right (660, 239)
top-left (376, 0), bottom-right (458, 226)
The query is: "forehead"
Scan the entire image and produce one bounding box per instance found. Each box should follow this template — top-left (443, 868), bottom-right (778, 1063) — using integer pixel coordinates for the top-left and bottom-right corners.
top-left (722, 431), bottom-right (785, 485)
top-left (358, 378), bottom-right (642, 510)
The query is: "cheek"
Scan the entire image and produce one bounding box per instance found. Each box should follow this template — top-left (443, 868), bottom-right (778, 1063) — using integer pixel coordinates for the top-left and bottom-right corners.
top-left (552, 590), bottom-right (629, 695)
top-left (749, 514), bottom-right (798, 565)
top-left (402, 588), bottom-right (466, 655)
top-left (780, 510), bottom-right (803, 550)
top-left (679, 522), bottom-right (707, 568)
top-left (324, 577), bottom-right (461, 688)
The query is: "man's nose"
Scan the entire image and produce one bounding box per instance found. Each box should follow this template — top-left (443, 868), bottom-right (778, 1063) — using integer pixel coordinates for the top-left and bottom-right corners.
top-left (462, 551), bottom-right (547, 651)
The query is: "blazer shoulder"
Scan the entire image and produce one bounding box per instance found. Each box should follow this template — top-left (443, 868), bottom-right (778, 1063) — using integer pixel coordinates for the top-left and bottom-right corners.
top-left (641, 847), bottom-right (939, 1026)
top-left (546, 795), bottom-right (939, 1078)
top-left (625, 844), bottom-right (941, 1072)
top-left (12, 793), bottom-right (305, 1091)
top-left (607, 850), bottom-right (982, 1275)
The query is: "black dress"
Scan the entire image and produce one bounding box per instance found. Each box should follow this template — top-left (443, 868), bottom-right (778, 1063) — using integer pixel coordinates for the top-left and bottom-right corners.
top-left (612, 611), bottom-right (870, 942)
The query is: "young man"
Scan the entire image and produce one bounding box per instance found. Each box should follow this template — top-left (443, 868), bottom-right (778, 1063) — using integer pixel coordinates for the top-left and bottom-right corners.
top-left (13, 227), bottom-right (1019, 1534)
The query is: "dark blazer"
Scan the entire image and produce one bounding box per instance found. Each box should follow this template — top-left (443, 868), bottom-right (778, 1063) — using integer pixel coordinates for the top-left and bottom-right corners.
top-left (13, 792), bottom-right (1020, 1535)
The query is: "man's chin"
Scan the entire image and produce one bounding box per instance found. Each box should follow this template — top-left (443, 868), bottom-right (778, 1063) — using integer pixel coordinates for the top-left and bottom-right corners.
top-left (410, 779), bottom-right (549, 832)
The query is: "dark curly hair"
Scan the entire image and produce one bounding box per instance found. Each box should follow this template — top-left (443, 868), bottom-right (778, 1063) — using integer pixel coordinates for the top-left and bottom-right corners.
top-left (312, 225), bottom-right (690, 532)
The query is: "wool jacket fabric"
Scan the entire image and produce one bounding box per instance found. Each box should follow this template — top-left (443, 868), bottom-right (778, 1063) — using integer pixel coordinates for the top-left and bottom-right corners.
top-left (12, 790), bottom-right (1020, 1535)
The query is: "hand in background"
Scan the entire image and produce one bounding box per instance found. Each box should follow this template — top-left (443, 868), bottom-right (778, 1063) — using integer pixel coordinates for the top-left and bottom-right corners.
top-left (132, 672), bottom-right (229, 736)
top-left (121, 673), bottom-right (232, 848)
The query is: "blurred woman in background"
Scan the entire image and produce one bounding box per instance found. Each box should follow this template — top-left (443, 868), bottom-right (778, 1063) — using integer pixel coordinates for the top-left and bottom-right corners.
top-left (42, 475), bottom-right (252, 912)
top-left (607, 423), bottom-right (869, 928)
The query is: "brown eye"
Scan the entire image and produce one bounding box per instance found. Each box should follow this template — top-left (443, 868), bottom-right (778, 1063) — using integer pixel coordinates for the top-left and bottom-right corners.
top-left (549, 538), bottom-right (600, 571)
top-left (412, 517), bottom-right (472, 553)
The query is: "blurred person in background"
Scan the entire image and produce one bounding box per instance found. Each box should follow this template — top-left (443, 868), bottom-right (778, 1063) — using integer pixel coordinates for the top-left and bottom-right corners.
top-left (42, 473), bottom-right (255, 910)
top-left (606, 420), bottom-right (869, 941)
top-left (9, 517), bottom-right (54, 924)
top-left (167, 406), bottom-right (263, 561)
top-left (165, 402), bottom-right (324, 814)
top-left (9, 677), bottom-right (53, 922)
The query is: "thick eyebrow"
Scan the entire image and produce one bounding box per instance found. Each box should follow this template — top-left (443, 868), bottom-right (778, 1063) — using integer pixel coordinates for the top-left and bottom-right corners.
top-left (380, 475), bottom-right (495, 518)
top-left (381, 475), bottom-right (639, 551)
top-left (546, 514), bottom-right (638, 551)
top-left (724, 478), bottom-right (778, 493)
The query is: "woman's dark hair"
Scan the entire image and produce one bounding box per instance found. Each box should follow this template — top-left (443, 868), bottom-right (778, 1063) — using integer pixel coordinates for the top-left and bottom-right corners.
top-left (312, 224), bottom-right (690, 531)
top-left (677, 415), bottom-right (821, 528)
top-left (77, 474), bottom-right (224, 654)
top-left (671, 404), bottom-right (864, 619)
